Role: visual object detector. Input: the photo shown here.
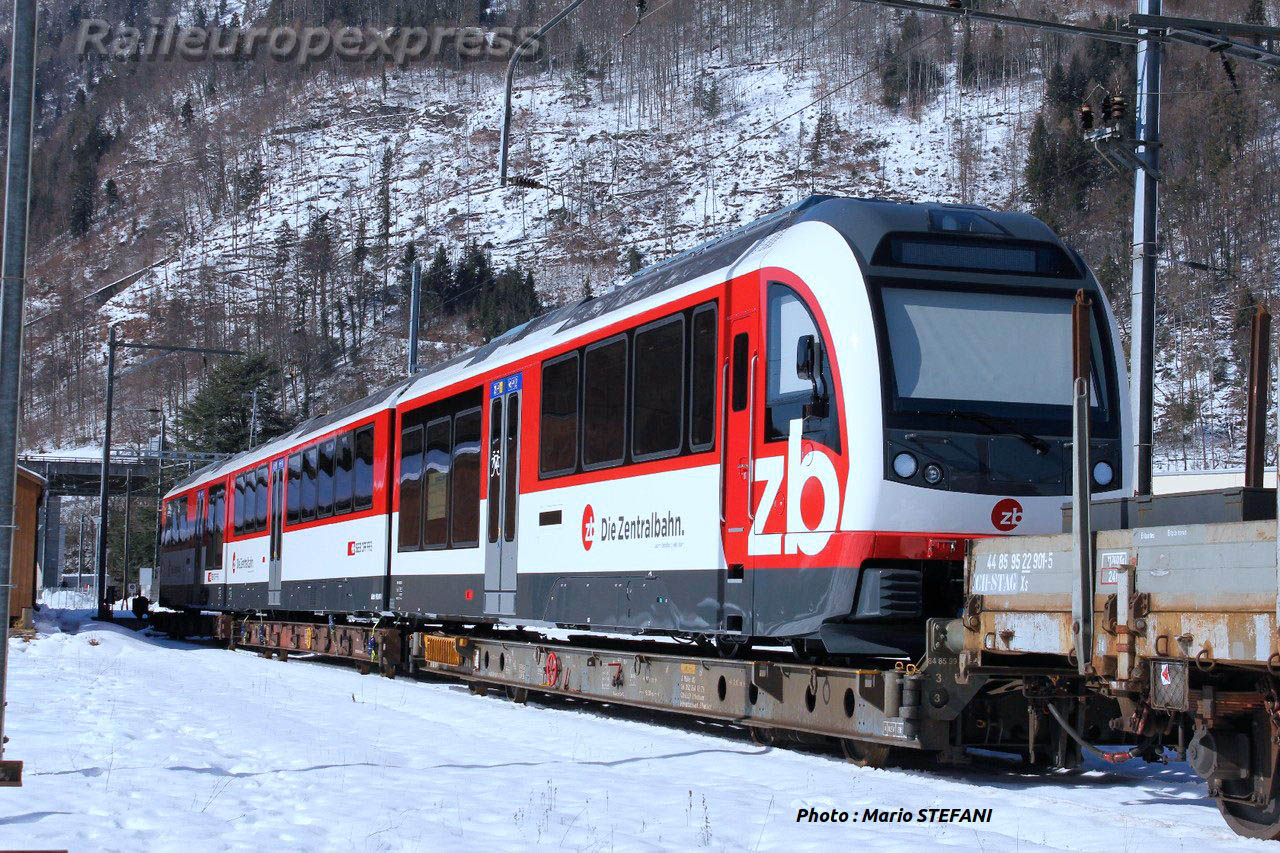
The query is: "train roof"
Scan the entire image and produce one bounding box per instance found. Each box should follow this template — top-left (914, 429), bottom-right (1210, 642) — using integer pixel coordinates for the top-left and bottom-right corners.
top-left (165, 378), bottom-right (410, 497)
top-left (397, 196), bottom-right (1074, 403)
top-left (164, 195), bottom-right (1074, 500)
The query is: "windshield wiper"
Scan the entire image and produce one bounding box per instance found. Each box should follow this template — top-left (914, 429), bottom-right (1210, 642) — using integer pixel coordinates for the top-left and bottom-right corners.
top-left (941, 410), bottom-right (1051, 455)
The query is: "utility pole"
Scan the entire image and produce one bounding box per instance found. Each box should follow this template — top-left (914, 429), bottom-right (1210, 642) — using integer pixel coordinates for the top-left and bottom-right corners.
top-left (1130, 0), bottom-right (1162, 496)
top-left (499, 0), bottom-right (593, 186)
top-left (248, 388), bottom-right (259, 448)
top-left (95, 340), bottom-right (239, 620)
top-left (155, 413), bottom-right (164, 571)
top-left (95, 325), bottom-right (118, 617)
top-left (851, 0), bottom-right (1280, 494)
top-left (77, 515), bottom-right (85, 590)
top-left (0, 0), bottom-right (39, 785)
top-left (122, 468), bottom-right (132, 599)
top-left (408, 260), bottom-right (421, 375)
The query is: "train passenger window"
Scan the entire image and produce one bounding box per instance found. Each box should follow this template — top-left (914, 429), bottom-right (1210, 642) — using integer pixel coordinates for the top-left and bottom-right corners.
top-left (335, 431), bottom-right (354, 515)
top-left (488, 399), bottom-right (502, 543)
top-left (286, 453), bottom-right (302, 524)
top-left (451, 408), bottom-right (481, 547)
top-left (208, 484), bottom-right (225, 570)
top-left (233, 475), bottom-right (245, 534)
top-left (540, 353), bottom-right (579, 476)
top-left (504, 395), bottom-right (519, 543)
top-left (632, 316), bottom-right (685, 459)
top-left (731, 333), bottom-right (749, 412)
top-left (317, 440), bottom-right (335, 518)
top-left (689, 304), bottom-right (717, 451)
top-left (766, 283), bottom-right (838, 450)
top-left (302, 447), bottom-right (318, 522)
top-left (398, 425), bottom-right (424, 550)
top-left (197, 490), bottom-right (207, 560)
top-left (582, 336), bottom-right (627, 469)
top-left (424, 418), bottom-right (451, 548)
top-left (255, 466), bottom-right (269, 530)
top-left (353, 426), bottom-right (375, 511)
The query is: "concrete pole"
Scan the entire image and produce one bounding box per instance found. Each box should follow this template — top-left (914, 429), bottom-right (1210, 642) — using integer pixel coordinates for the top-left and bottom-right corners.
top-left (408, 260), bottom-right (421, 375)
top-left (95, 326), bottom-right (117, 619)
top-left (0, 0), bottom-right (39, 775)
top-left (122, 469), bottom-right (132, 600)
top-left (77, 516), bottom-right (85, 591)
top-left (1129, 0), bottom-right (1162, 495)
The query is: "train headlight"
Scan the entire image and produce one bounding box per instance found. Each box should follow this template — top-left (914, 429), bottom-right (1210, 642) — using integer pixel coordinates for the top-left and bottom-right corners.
top-left (892, 452), bottom-right (918, 479)
top-left (1092, 461), bottom-right (1114, 487)
top-left (923, 463), bottom-right (944, 485)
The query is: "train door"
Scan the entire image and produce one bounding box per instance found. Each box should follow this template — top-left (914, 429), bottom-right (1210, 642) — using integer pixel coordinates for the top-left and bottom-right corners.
top-left (721, 279), bottom-right (760, 635)
top-left (268, 458), bottom-right (284, 607)
top-left (485, 374), bottom-right (522, 616)
top-left (193, 490), bottom-right (205, 604)
top-left (206, 483), bottom-right (226, 607)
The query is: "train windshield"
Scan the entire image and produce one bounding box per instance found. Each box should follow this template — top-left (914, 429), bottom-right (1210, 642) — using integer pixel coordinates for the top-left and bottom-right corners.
top-left (877, 285), bottom-right (1116, 435)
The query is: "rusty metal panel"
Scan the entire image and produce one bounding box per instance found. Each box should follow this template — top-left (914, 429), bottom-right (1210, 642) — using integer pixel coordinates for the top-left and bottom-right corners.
top-left (418, 636), bottom-right (953, 750)
top-left (966, 519), bottom-right (1280, 670)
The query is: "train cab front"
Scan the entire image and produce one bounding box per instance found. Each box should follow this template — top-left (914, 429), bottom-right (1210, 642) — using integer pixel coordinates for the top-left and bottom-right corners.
top-left (768, 199), bottom-right (1130, 660)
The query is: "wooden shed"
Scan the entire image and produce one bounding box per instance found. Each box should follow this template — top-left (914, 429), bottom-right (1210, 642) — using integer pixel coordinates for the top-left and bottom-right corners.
top-left (10, 466), bottom-right (44, 626)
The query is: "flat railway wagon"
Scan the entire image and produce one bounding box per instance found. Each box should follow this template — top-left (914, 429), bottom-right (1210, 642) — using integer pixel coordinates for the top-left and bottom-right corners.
top-left (159, 195), bottom-right (1130, 657)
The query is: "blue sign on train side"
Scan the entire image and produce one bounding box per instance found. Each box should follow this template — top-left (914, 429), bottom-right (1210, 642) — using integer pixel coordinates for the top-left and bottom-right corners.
top-left (490, 373), bottom-right (522, 398)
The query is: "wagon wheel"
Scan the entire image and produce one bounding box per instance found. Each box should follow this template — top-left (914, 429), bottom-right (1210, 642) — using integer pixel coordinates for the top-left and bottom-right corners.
top-left (840, 738), bottom-right (892, 769)
top-left (506, 685), bottom-right (529, 704)
top-left (468, 681), bottom-right (489, 697)
top-left (1219, 796), bottom-right (1280, 839)
top-left (749, 727), bottom-right (777, 747)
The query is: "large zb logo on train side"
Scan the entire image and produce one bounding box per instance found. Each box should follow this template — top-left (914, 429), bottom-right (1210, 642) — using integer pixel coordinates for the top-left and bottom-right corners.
top-left (749, 420), bottom-right (842, 556)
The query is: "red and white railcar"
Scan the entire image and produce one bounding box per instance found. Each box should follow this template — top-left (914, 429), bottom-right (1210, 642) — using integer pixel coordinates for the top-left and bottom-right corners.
top-left (161, 196), bottom-right (1129, 657)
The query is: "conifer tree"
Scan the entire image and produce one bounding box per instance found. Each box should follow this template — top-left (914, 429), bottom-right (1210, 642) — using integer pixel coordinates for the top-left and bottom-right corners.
top-left (177, 354), bottom-right (292, 453)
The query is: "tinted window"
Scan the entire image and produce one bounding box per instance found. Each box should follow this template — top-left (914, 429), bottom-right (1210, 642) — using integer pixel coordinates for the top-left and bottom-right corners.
top-left (766, 283), bottom-right (838, 449)
top-left (354, 425), bottom-right (375, 510)
top-left (876, 233), bottom-right (1079, 278)
top-left (690, 305), bottom-right (717, 450)
top-left (582, 336), bottom-right (627, 468)
top-left (255, 466), bottom-right (269, 530)
top-left (488, 398), bottom-right (502, 543)
top-left (632, 316), bottom-right (684, 459)
top-left (233, 476), bottom-right (245, 534)
top-left (424, 418), bottom-right (451, 548)
top-left (731, 332), bottom-right (749, 412)
top-left (209, 485), bottom-right (225, 570)
top-left (317, 439), bottom-right (335, 518)
top-left (540, 354), bottom-right (578, 475)
top-left (302, 447), bottom-right (318, 522)
top-left (504, 396), bottom-right (519, 543)
top-left (451, 408), bottom-right (481, 547)
top-left (398, 425), bottom-right (423, 550)
top-left (335, 431), bottom-right (353, 515)
top-left (286, 453), bottom-right (301, 524)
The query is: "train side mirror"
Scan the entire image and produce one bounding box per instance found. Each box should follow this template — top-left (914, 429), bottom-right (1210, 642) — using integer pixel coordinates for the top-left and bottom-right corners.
top-left (796, 335), bottom-right (818, 382)
top-left (797, 335), bottom-right (829, 418)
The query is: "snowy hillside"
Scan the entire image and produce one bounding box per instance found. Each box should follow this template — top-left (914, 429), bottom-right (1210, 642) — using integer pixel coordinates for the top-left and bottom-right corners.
top-left (17, 0), bottom-right (1280, 472)
top-left (1, 605), bottom-right (1255, 852)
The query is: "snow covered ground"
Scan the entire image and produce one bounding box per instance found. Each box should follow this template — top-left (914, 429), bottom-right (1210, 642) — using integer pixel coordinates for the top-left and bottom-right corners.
top-left (0, 607), bottom-right (1262, 852)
